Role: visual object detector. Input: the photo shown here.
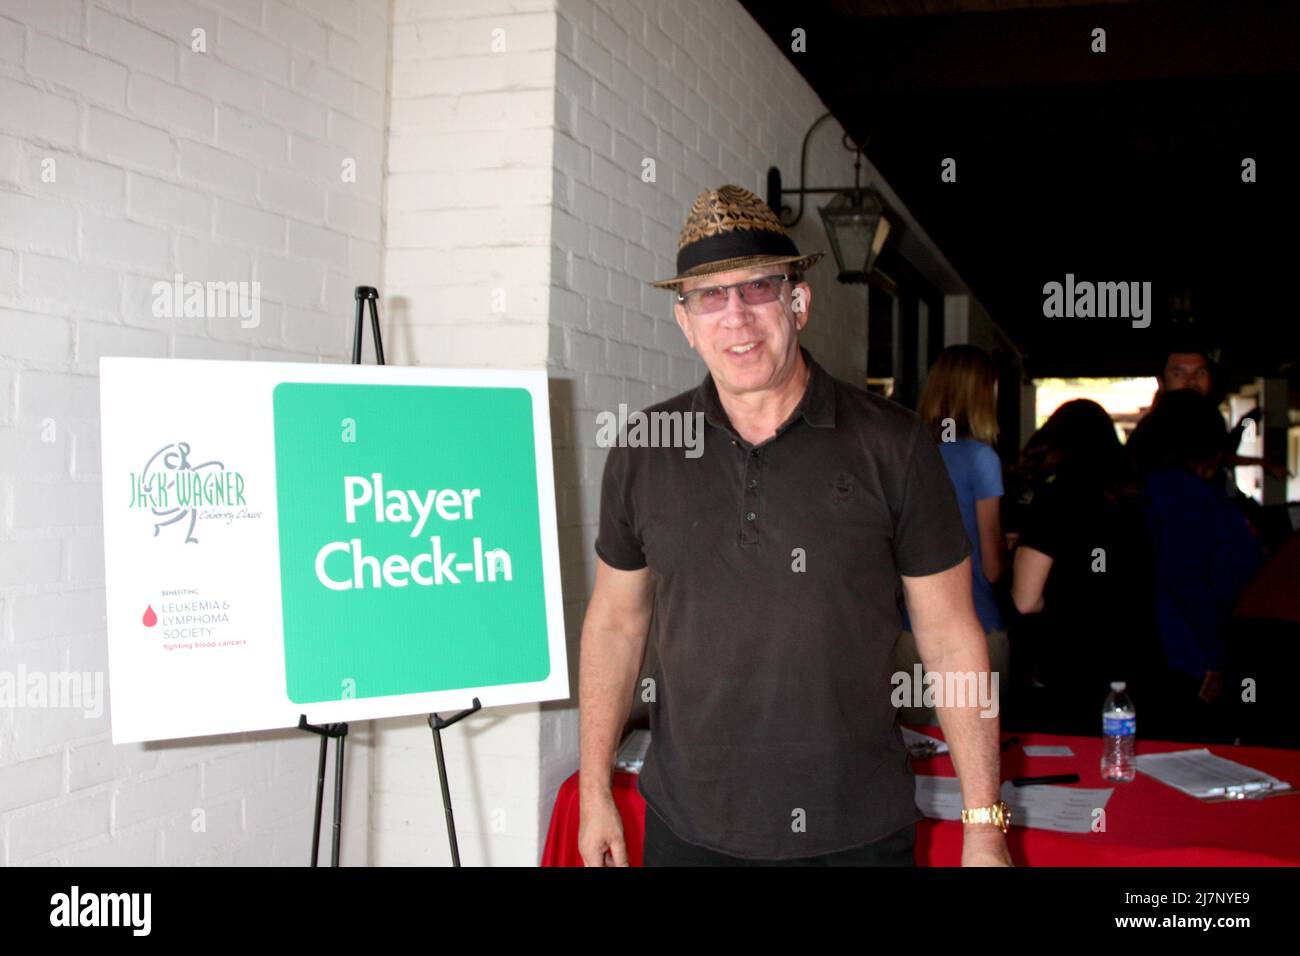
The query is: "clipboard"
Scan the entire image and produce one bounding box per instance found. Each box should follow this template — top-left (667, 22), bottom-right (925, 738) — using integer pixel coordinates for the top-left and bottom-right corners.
top-left (1200, 779), bottom-right (1299, 803)
top-left (1135, 748), bottom-right (1298, 803)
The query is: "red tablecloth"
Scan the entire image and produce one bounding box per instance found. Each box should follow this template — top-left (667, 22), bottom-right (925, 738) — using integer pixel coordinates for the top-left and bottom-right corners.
top-left (542, 728), bottom-right (1300, 866)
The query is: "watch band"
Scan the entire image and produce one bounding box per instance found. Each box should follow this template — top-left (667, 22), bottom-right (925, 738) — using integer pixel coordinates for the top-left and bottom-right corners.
top-left (960, 800), bottom-right (1011, 833)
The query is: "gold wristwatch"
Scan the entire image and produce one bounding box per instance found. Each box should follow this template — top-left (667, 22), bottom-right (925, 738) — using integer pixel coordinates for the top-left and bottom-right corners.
top-left (960, 800), bottom-right (1011, 833)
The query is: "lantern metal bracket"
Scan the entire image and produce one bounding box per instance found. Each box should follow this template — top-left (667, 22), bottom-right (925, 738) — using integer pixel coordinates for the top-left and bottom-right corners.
top-left (765, 110), bottom-right (873, 227)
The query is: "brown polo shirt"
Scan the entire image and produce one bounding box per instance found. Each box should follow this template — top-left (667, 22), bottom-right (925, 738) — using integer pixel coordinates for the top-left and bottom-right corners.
top-left (595, 346), bottom-right (971, 859)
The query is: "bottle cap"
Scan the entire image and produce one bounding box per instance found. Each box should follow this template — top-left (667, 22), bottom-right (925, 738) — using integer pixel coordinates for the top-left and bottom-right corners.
top-left (1111, 681), bottom-right (1126, 691)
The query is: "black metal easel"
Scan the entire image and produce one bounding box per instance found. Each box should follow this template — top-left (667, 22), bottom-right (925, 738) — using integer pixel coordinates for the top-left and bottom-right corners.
top-left (428, 698), bottom-right (482, 867)
top-left (298, 285), bottom-right (482, 867)
top-left (298, 715), bottom-right (346, 867)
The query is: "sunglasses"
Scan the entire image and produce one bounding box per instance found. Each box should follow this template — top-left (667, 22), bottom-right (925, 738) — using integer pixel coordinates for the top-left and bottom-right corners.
top-left (676, 274), bottom-right (791, 316)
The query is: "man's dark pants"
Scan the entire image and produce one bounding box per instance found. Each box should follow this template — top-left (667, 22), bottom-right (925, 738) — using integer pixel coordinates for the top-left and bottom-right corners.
top-left (642, 806), bottom-right (917, 867)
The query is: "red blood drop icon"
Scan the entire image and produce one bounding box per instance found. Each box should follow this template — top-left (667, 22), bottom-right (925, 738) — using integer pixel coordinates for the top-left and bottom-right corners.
top-left (142, 605), bottom-right (157, 627)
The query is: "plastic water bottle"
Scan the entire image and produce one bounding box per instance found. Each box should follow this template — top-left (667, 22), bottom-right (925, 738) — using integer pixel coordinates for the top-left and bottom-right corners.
top-left (1101, 681), bottom-right (1137, 782)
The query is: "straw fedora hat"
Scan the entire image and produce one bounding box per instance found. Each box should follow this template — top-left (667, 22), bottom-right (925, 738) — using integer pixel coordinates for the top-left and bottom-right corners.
top-left (648, 184), bottom-right (825, 290)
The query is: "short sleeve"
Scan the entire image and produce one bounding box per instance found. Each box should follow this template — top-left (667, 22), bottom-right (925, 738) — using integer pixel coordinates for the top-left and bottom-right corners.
top-left (969, 441), bottom-right (1004, 501)
top-left (1017, 478), bottom-right (1067, 559)
top-left (594, 444), bottom-right (647, 571)
top-left (893, 418), bottom-right (972, 577)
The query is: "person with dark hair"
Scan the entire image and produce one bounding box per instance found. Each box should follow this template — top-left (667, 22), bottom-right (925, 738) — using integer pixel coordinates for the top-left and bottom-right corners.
top-left (1132, 343), bottom-right (1286, 487)
top-left (1009, 400), bottom-right (1161, 736)
top-left (1135, 389), bottom-right (1265, 742)
top-left (1156, 346), bottom-right (1216, 399)
top-left (1133, 387), bottom-right (1228, 474)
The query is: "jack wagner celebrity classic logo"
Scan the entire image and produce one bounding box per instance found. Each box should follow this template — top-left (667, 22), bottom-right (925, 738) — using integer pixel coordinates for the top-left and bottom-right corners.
top-left (127, 442), bottom-right (249, 543)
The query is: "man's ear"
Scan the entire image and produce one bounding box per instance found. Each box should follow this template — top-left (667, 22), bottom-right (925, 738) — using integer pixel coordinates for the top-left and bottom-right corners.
top-left (673, 301), bottom-right (695, 349)
top-left (791, 281), bottom-right (811, 331)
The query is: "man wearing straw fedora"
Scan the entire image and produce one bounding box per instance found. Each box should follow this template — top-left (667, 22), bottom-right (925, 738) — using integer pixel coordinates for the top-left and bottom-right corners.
top-left (578, 185), bottom-right (1012, 866)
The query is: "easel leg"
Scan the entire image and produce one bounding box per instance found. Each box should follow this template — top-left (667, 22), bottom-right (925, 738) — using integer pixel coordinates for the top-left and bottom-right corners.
top-left (428, 698), bottom-right (481, 867)
top-left (332, 730), bottom-right (345, 867)
top-left (431, 724), bottom-right (460, 867)
top-left (299, 716), bottom-right (348, 867)
top-left (311, 732), bottom-right (327, 867)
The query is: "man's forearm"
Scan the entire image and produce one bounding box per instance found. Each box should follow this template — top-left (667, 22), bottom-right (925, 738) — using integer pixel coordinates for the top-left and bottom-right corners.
top-left (578, 620), bottom-right (646, 798)
top-left (904, 560), bottom-right (1013, 863)
top-left (923, 628), bottom-right (1002, 811)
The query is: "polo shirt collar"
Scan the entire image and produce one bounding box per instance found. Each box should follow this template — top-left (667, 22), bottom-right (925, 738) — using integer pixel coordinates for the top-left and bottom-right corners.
top-left (690, 345), bottom-right (837, 436)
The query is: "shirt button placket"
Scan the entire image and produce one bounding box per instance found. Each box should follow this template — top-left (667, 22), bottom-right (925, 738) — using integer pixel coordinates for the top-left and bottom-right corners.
top-left (740, 444), bottom-right (761, 547)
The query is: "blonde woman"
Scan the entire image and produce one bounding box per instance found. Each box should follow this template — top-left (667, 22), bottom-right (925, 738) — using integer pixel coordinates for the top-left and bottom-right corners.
top-left (894, 346), bottom-right (1009, 726)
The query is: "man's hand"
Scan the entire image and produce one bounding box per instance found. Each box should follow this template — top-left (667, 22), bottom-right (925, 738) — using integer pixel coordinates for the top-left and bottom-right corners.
top-left (1199, 669), bottom-right (1223, 703)
top-left (961, 827), bottom-right (1013, 866)
top-left (578, 558), bottom-right (653, 867)
top-left (578, 789), bottom-right (628, 866)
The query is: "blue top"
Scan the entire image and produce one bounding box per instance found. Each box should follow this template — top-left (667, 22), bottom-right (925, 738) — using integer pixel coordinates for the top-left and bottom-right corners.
top-left (1141, 467), bottom-right (1264, 679)
top-left (903, 438), bottom-right (1004, 634)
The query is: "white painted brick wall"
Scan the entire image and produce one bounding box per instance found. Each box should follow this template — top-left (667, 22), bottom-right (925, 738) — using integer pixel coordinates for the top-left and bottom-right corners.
top-left (0, 0), bottom-right (388, 865)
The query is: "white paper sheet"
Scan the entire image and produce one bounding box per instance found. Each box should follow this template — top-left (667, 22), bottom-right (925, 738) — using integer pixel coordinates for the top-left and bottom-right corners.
top-left (1022, 745), bottom-right (1075, 757)
top-left (914, 775), bottom-right (1114, 833)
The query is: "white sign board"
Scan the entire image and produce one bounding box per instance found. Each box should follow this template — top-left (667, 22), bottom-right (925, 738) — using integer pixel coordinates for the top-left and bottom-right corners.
top-left (99, 358), bottom-right (569, 743)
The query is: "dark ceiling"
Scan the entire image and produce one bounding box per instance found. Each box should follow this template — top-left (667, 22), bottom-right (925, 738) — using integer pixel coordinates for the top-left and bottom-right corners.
top-left (741, 0), bottom-right (1300, 382)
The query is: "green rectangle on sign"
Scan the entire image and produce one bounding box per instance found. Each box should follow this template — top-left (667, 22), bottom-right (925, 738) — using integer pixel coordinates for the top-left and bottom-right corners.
top-left (273, 383), bottom-right (550, 704)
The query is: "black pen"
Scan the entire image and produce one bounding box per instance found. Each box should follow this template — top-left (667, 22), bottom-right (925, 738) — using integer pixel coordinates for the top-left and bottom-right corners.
top-left (1012, 773), bottom-right (1080, 787)
top-left (1000, 736), bottom-right (1020, 751)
